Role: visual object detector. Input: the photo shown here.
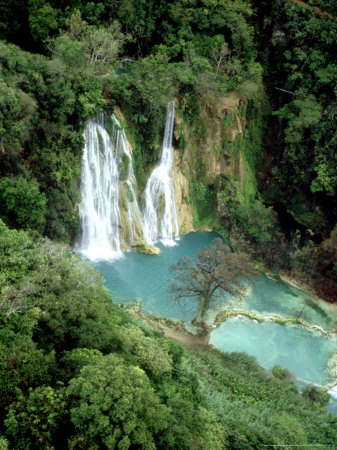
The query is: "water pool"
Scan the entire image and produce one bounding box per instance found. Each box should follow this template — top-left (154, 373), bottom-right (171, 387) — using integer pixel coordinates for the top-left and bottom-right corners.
top-left (94, 231), bottom-right (337, 387)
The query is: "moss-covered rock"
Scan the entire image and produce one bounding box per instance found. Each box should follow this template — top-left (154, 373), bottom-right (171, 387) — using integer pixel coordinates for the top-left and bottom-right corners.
top-left (131, 239), bottom-right (160, 255)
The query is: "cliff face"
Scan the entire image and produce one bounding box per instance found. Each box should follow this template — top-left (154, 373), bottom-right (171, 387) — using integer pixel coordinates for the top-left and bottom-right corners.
top-left (172, 91), bottom-right (254, 231)
top-left (174, 92), bottom-right (246, 181)
top-left (115, 93), bottom-right (257, 237)
top-left (172, 149), bottom-right (195, 234)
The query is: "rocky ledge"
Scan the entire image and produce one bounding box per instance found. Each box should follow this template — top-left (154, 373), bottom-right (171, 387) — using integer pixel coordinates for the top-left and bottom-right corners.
top-left (131, 239), bottom-right (160, 255)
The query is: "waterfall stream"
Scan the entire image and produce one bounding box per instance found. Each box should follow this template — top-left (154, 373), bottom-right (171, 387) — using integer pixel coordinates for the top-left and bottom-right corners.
top-left (76, 113), bottom-right (143, 260)
top-left (143, 100), bottom-right (179, 246)
top-left (77, 101), bottom-right (179, 260)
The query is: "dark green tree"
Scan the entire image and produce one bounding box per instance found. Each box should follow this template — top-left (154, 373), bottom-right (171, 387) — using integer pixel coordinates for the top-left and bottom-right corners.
top-left (0, 176), bottom-right (47, 233)
top-left (67, 355), bottom-right (169, 448)
top-left (5, 385), bottom-right (67, 449)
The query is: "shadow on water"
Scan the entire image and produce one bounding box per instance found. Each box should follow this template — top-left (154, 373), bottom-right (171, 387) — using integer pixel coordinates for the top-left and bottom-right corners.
top-left (304, 297), bottom-right (329, 319)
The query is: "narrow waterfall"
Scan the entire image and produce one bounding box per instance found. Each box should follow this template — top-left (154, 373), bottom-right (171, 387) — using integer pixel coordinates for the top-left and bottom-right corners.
top-left (143, 101), bottom-right (180, 246)
top-left (76, 113), bottom-right (143, 260)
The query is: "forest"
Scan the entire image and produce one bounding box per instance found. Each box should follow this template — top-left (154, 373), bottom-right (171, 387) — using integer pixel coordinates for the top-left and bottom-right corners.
top-left (1, 0), bottom-right (337, 448)
top-left (1, 219), bottom-right (336, 448)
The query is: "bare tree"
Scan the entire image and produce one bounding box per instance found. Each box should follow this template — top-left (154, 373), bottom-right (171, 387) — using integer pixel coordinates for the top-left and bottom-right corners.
top-left (212, 42), bottom-right (230, 78)
top-left (0, 280), bottom-right (36, 317)
top-left (168, 238), bottom-right (256, 325)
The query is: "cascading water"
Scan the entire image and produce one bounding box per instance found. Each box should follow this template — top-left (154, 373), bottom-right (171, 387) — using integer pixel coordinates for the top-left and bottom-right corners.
top-left (143, 101), bottom-right (179, 246)
top-left (111, 116), bottom-right (144, 246)
top-left (76, 102), bottom-right (180, 259)
top-left (76, 113), bottom-right (143, 260)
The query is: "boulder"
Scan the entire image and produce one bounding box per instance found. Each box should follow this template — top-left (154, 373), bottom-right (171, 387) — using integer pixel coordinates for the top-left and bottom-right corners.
top-left (131, 239), bottom-right (160, 255)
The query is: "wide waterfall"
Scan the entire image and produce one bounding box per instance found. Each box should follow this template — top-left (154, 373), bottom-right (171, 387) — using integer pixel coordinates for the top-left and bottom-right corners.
top-left (76, 101), bottom-right (179, 260)
top-left (143, 100), bottom-right (180, 246)
top-left (76, 113), bottom-right (143, 260)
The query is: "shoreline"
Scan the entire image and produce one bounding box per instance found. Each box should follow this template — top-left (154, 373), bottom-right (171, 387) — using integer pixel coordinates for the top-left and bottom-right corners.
top-left (188, 227), bottom-right (335, 305)
top-left (214, 309), bottom-right (337, 335)
top-left (279, 271), bottom-right (318, 298)
top-left (125, 301), bottom-right (337, 352)
top-left (124, 304), bottom-right (337, 393)
top-left (124, 304), bottom-right (211, 349)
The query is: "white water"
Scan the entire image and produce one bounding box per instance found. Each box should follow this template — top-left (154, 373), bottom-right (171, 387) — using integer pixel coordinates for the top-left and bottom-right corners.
top-left (77, 102), bottom-right (179, 260)
top-left (76, 114), bottom-right (142, 260)
top-left (143, 101), bottom-right (179, 246)
top-left (111, 116), bottom-right (144, 246)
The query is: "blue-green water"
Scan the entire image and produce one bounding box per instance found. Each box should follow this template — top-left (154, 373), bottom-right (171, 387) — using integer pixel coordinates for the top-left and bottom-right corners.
top-left (95, 232), bottom-right (219, 321)
top-left (94, 231), bottom-right (337, 387)
top-left (96, 232), bottom-right (337, 329)
top-left (210, 316), bottom-right (337, 386)
top-left (240, 277), bottom-right (337, 331)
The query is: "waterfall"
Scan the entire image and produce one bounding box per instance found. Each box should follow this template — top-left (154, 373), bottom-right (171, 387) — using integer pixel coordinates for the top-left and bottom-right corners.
top-left (76, 102), bottom-right (179, 259)
top-left (76, 113), bottom-right (143, 260)
top-left (143, 101), bottom-right (180, 246)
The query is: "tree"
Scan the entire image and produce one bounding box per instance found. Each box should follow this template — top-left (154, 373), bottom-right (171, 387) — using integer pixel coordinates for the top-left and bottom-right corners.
top-left (81, 22), bottom-right (127, 73)
top-left (168, 238), bottom-right (256, 325)
top-left (5, 385), bottom-right (67, 449)
top-left (28, 0), bottom-right (59, 42)
top-left (0, 176), bottom-right (47, 234)
top-left (132, 52), bottom-right (176, 114)
top-left (0, 79), bottom-right (26, 151)
top-left (67, 355), bottom-right (169, 449)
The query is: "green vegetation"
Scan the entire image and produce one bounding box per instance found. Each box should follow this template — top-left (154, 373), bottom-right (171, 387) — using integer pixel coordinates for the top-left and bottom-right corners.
top-left (1, 1), bottom-right (337, 446)
top-left (0, 176), bottom-right (47, 233)
top-left (0, 219), bottom-right (336, 448)
top-left (191, 179), bottom-right (218, 228)
top-left (246, 0), bottom-right (337, 296)
top-left (257, 0), bottom-right (337, 204)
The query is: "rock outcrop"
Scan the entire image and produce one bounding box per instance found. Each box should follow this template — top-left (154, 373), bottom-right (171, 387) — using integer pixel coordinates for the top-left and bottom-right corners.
top-left (171, 92), bottom-right (249, 232)
top-left (172, 149), bottom-right (195, 235)
top-left (131, 239), bottom-right (160, 255)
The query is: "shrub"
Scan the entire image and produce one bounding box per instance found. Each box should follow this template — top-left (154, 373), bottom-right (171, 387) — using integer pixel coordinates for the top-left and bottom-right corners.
top-left (0, 176), bottom-right (46, 234)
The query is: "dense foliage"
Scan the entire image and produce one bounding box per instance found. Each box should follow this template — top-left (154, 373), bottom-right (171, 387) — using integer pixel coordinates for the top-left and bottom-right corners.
top-left (0, 220), bottom-right (336, 449)
top-left (253, 0), bottom-right (337, 227)
top-left (1, 1), bottom-right (337, 444)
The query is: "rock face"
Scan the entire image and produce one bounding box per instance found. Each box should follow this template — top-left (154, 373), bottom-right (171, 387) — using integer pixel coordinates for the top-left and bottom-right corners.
top-left (174, 92), bottom-right (246, 185)
top-left (172, 148), bottom-right (195, 235)
top-left (171, 92), bottom-right (248, 231)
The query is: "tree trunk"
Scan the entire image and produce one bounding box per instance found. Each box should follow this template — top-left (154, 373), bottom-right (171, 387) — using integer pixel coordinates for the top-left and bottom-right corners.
top-left (192, 296), bottom-right (211, 325)
top-left (193, 305), bottom-right (204, 325)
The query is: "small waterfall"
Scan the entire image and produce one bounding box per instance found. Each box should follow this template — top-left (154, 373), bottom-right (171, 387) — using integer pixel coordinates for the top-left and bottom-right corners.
top-left (143, 101), bottom-right (179, 246)
top-left (76, 113), bottom-right (143, 260)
